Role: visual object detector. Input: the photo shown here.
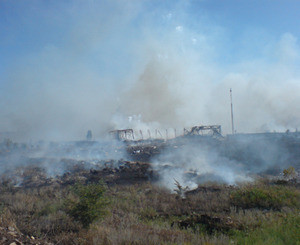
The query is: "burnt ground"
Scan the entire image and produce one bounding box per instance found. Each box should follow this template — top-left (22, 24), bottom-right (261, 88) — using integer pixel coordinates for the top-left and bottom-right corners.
top-left (0, 159), bottom-right (155, 189)
top-left (1, 132), bottom-right (300, 188)
top-left (126, 133), bottom-right (300, 173)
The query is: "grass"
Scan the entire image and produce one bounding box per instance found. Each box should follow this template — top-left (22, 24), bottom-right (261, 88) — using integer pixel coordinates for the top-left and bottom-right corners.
top-left (0, 179), bottom-right (299, 244)
top-left (233, 213), bottom-right (300, 245)
top-left (230, 184), bottom-right (300, 210)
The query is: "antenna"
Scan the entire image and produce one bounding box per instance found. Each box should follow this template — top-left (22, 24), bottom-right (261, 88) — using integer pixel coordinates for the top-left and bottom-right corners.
top-left (230, 88), bottom-right (235, 134)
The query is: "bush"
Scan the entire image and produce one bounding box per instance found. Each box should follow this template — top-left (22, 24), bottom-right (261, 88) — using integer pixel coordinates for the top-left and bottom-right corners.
top-left (283, 166), bottom-right (297, 180)
top-left (230, 185), bottom-right (300, 210)
top-left (65, 181), bottom-right (109, 227)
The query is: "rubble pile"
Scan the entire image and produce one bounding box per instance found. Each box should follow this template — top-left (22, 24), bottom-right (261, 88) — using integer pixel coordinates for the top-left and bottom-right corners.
top-left (126, 140), bottom-right (165, 161)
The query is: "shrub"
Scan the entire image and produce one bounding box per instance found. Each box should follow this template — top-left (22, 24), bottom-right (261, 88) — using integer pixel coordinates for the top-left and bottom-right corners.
top-left (65, 181), bottom-right (109, 227)
top-left (283, 166), bottom-right (297, 180)
top-left (230, 185), bottom-right (300, 210)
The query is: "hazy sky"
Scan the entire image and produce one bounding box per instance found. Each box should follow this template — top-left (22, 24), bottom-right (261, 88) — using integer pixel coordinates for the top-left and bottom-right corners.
top-left (1, 0), bottom-right (300, 140)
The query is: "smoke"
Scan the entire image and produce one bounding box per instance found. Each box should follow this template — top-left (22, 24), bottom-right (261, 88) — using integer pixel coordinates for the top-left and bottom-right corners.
top-left (151, 131), bottom-right (300, 190)
top-left (0, 138), bottom-right (128, 180)
top-left (1, 0), bottom-right (300, 142)
top-left (152, 138), bottom-right (253, 190)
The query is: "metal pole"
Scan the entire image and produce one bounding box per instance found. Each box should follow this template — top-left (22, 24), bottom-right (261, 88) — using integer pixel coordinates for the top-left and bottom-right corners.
top-left (230, 88), bottom-right (235, 134)
top-left (140, 130), bottom-right (143, 140)
top-left (148, 129), bottom-right (151, 139)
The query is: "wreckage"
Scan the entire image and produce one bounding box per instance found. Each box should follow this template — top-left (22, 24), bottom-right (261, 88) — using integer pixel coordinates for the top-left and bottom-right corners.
top-left (108, 125), bottom-right (300, 174)
top-left (183, 125), bottom-right (222, 137)
top-left (109, 129), bottom-right (134, 141)
top-left (110, 125), bottom-right (223, 142)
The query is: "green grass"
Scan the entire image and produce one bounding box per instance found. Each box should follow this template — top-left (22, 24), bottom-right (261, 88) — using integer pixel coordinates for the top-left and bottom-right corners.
top-left (230, 185), bottom-right (300, 210)
top-left (233, 214), bottom-right (300, 245)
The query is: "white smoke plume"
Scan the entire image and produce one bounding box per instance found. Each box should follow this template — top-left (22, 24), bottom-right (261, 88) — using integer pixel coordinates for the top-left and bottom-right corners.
top-left (0, 0), bottom-right (300, 142)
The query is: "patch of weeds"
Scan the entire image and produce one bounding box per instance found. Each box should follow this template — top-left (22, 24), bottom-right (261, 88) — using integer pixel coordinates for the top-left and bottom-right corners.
top-left (0, 203), bottom-right (5, 214)
top-left (230, 185), bottom-right (300, 210)
top-left (172, 214), bottom-right (243, 235)
top-left (232, 213), bottom-right (300, 245)
top-left (140, 207), bottom-right (158, 220)
top-left (38, 202), bottom-right (62, 216)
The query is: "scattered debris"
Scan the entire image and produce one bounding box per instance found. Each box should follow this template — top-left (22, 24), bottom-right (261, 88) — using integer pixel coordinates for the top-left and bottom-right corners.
top-left (0, 226), bottom-right (52, 244)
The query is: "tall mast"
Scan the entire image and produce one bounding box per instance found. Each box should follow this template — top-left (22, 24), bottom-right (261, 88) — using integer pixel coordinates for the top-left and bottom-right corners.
top-left (230, 88), bottom-right (235, 134)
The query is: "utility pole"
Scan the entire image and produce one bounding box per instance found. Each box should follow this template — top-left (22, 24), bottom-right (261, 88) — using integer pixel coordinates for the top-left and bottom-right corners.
top-left (230, 88), bottom-right (235, 134)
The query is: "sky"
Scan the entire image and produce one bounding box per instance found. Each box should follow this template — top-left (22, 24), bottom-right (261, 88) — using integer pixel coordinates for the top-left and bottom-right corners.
top-left (0, 0), bottom-right (300, 141)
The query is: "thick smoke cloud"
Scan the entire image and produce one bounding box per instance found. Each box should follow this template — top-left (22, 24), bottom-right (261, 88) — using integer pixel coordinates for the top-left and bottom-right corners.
top-left (1, 0), bottom-right (300, 141)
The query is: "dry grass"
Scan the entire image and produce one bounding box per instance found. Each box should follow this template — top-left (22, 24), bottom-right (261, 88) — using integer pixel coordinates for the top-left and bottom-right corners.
top-left (0, 179), bottom-right (298, 244)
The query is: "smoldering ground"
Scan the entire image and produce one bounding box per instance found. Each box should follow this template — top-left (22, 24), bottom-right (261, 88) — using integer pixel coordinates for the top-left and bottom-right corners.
top-left (151, 132), bottom-right (300, 190)
top-left (1, 130), bottom-right (299, 191)
top-left (0, 139), bottom-right (128, 180)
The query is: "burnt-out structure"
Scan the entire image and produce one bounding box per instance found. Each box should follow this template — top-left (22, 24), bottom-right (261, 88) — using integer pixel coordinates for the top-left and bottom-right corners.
top-left (183, 125), bottom-right (223, 138)
top-left (109, 129), bottom-right (134, 141)
top-left (109, 125), bottom-right (223, 142)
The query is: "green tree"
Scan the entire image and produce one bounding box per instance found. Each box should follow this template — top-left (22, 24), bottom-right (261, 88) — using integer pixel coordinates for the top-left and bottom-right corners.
top-left (65, 181), bottom-right (109, 227)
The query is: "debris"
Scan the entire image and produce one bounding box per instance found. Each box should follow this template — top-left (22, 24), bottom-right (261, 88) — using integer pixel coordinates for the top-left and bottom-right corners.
top-left (109, 129), bottom-right (134, 140)
top-left (0, 225), bottom-right (51, 245)
top-left (184, 125), bottom-right (223, 138)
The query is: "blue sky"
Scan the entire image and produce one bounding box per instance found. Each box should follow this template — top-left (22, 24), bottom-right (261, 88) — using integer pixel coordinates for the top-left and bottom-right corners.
top-left (0, 0), bottom-right (300, 139)
top-left (1, 0), bottom-right (299, 75)
top-left (0, 0), bottom-right (300, 72)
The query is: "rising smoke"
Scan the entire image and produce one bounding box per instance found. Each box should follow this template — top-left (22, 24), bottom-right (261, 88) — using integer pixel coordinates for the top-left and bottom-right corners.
top-left (1, 0), bottom-right (300, 141)
top-left (0, 1), bottom-right (300, 191)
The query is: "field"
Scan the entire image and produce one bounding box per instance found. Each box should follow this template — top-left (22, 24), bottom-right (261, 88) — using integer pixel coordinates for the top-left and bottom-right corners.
top-left (0, 136), bottom-right (299, 244)
top-left (0, 167), bottom-right (299, 244)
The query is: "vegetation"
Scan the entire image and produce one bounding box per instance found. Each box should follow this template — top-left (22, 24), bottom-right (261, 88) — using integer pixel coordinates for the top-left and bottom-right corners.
top-left (230, 184), bottom-right (300, 210)
top-left (0, 178), bottom-right (299, 244)
top-left (283, 166), bottom-right (297, 179)
top-left (233, 213), bottom-right (300, 245)
top-left (64, 181), bottom-right (109, 227)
